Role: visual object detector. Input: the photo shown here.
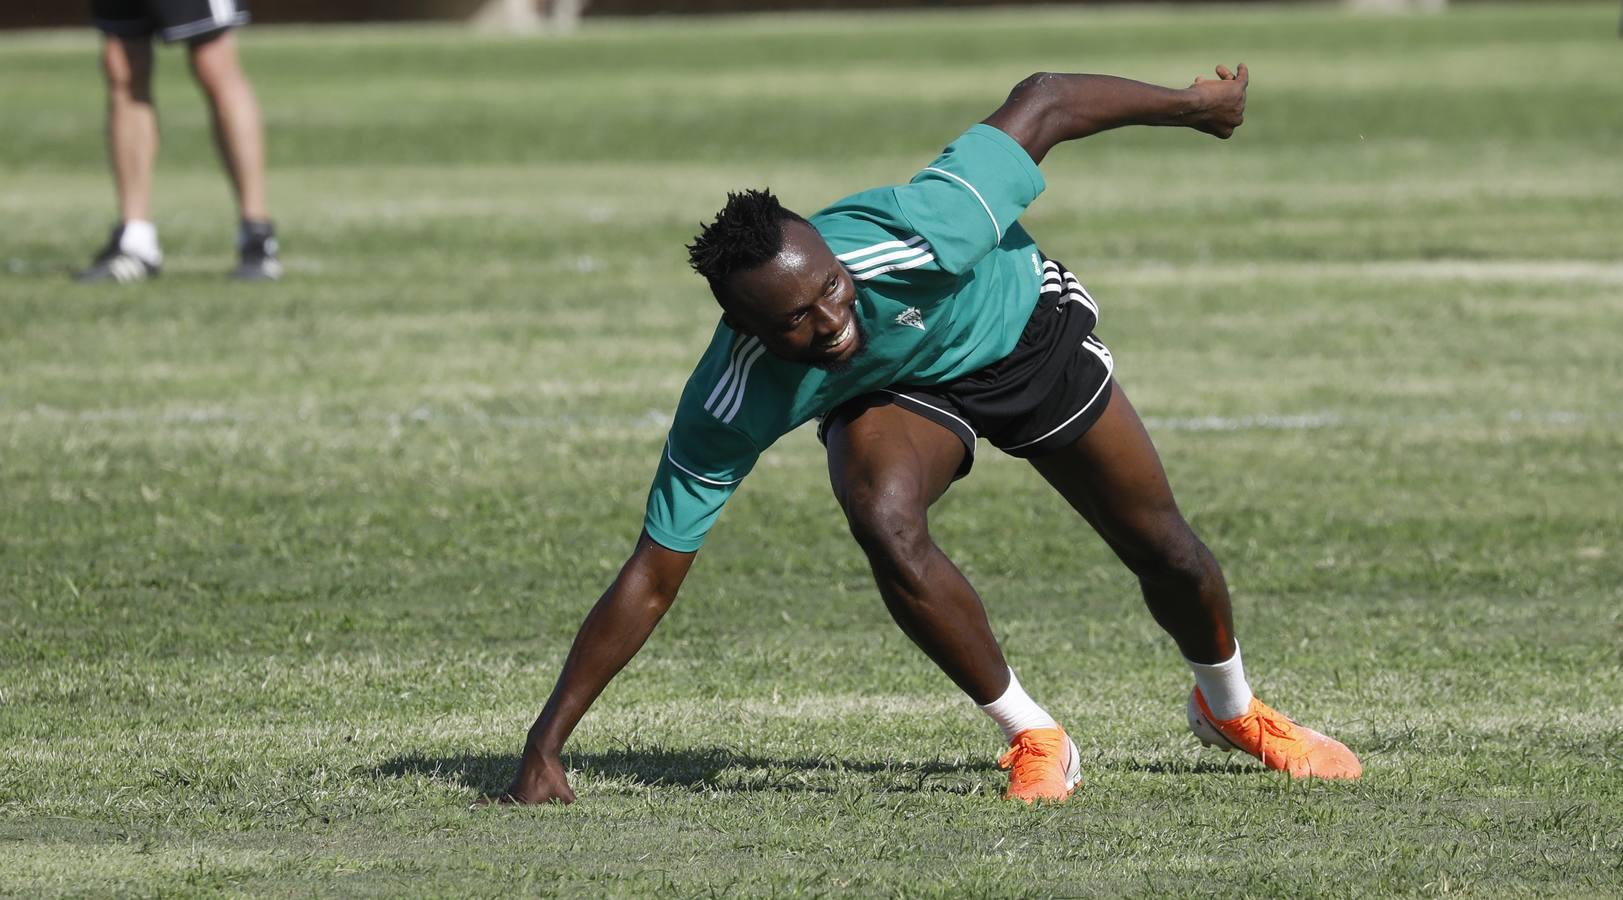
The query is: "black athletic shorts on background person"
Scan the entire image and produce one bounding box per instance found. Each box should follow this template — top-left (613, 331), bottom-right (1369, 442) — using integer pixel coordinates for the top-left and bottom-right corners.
top-left (91, 0), bottom-right (250, 43)
top-left (820, 257), bottom-right (1115, 479)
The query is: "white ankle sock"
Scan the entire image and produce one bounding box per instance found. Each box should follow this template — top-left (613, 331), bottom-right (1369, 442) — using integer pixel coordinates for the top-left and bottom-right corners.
top-left (1186, 641), bottom-right (1253, 720)
top-left (119, 220), bottom-right (161, 264)
top-left (977, 667), bottom-right (1059, 743)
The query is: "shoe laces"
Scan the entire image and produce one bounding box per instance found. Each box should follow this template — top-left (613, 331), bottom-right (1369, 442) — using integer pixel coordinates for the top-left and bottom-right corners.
top-left (999, 729), bottom-right (1063, 783)
top-left (1241, 702), bottom-right (1303, 747)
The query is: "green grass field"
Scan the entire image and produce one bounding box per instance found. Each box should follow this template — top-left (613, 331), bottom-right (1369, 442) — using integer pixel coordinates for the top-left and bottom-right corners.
top-left (3, 2), bottom-right (1622, 895)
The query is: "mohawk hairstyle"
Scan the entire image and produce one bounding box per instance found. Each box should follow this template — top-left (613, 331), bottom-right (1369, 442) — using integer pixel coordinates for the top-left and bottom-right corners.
top-left (686, 189), bottom-right (808, 305)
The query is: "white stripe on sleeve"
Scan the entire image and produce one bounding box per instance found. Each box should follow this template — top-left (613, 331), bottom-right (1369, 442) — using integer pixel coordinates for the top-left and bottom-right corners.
top-left (664, 441), bottom-right (741, 486)
top-left (703, 330), bottom-right (769, 423)
top-left (718, 342), bottom-right (768, 424)
top-left (836, 235), bottom-right (927, 263)
top-left (846, 245), bottom-right (932, 273)
top-left (704, 335), bottom-right (756, 413)
top-left (922, 166), bottom-right (1000, 244)
top-left (852, 252), bottom-right (937, 281)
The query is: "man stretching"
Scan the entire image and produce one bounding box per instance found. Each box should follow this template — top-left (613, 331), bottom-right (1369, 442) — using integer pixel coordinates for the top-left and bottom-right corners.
top-left (495, 62), bottom-right (1360, 805)
top-left (79, 0), bottom-right (280, 282)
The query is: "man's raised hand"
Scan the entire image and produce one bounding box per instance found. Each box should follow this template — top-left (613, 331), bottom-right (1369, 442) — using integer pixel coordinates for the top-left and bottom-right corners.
top-left (1188, 63), bottom-right (1249, 139)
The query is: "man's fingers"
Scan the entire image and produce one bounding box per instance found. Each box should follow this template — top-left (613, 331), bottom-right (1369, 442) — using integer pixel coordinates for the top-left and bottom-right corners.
top-left (1236, 62), bottom-right (1249, 84)
top-left (1216, 64), bottom-right (1234, 80)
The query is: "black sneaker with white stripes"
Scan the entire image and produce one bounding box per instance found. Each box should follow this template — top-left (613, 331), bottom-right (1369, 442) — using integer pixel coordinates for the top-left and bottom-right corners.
top-left (233, 220), bottom-right (282, 281)
top-left (75, 225), bottom-right (160, 284)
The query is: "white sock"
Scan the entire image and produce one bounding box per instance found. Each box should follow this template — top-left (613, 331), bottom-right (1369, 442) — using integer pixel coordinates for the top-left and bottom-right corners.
top-left (1186, 641), bottom-right (1253, 720)
top-left (977, 667), bottom-right (1059, 743)
top-left (119, 220), bottom-right (162, 265)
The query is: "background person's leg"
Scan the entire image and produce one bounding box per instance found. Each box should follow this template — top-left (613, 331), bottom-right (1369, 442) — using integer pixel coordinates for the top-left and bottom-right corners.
top-left (187, 31), bottom-right (267, 222)
top-left (103, 35), bottom-right (158, 226)
top-left (78, 34), bottom-right (163, 281)
top-left (1026, 384), bottom-right (1235, 664)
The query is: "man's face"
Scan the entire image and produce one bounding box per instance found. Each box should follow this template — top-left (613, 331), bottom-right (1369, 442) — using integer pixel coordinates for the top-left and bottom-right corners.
top-left (720, 220), bottom-right (864, 370)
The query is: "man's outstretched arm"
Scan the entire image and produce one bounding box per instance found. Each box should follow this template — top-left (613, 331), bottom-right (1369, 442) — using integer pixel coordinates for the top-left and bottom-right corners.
top-left (489, 531), bottom-right (696, 805)
top-left (983, 64), bottom-right (1249, 164)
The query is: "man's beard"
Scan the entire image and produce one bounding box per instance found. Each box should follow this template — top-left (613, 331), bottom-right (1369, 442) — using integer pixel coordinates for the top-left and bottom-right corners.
top-left (810, 317), bottom-right (867, 374)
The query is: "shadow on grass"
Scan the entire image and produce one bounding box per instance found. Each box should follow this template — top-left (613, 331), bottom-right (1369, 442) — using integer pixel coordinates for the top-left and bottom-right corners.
top-left (371, 746), bottom-right (999, 797)
top-left (1103, 757), bottom-right (1276, 777)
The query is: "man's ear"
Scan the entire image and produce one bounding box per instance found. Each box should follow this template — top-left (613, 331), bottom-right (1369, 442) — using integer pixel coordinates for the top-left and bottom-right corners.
top-left (713, 282), bottom-right (749, 335)
top-left (718, 303), bottom-right (755, 336)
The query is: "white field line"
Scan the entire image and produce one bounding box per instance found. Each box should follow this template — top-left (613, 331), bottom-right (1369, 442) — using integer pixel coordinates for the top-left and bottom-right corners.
top-left (1143, 409), bottom-right (1601, 432)
top-left (1105, 259), bottom-right (1623, 286)
top-left (8, 700), bottom-right (1614, 765)
top-left (1, 405), bottom-right (1611, 435)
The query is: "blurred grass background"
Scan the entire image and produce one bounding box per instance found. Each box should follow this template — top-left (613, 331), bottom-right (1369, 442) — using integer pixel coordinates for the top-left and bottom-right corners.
top-left (2, 2), bottom-right (1621, 895)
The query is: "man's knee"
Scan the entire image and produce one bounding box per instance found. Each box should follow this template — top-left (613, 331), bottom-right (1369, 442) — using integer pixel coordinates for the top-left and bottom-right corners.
top-left (187, 34), bottom-right (243, 90)
top-left (103, 39), bottom-right (154, 96)
top-left (839, 480), bottom-right (933, 577)
top-left (1121, 515), bottom-right (1218, 586)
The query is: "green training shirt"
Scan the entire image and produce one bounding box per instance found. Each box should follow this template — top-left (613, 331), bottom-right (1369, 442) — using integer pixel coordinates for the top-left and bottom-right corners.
top-left (644, 123), bottom-right (1047, 552)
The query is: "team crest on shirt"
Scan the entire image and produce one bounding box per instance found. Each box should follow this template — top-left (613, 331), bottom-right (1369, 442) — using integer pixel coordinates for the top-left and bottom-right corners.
top-left (895, 307), bottom-right (926, 331)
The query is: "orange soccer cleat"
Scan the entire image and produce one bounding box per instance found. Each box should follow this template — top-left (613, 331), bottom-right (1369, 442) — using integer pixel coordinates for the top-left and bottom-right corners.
top-left (1187, 688), bottom-right (1362, 780)
top-left (999, 726), bottom-right (1082, 803)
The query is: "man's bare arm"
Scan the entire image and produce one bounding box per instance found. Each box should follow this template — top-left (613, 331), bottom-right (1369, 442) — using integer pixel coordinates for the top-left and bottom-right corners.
top-left (489, 531), bottom-right (696, 805)
top-left (983, 64), bottom-right (1249, 164)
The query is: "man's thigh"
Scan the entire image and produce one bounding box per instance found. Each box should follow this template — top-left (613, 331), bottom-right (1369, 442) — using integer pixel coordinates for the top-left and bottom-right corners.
top-left (1027, 383), bottom-right (1190, 561)
top-left (823, 396), bottom-right (969, 516)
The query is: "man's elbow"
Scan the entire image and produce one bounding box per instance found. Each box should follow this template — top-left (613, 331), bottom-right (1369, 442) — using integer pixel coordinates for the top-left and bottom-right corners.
top-left (984, 73), bottom-right (1062, 163)
top-left (1008, 72), bottom-right (1060, 108)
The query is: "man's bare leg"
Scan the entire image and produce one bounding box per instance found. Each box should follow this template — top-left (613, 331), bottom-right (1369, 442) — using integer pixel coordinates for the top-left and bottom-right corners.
top-left (188, 32), bottom-right (267, 222)
top-left (1028, 385), bottom-right (1234, 664)
top-left (78, 35), bottom-right (163, 281)
top-left (1030, 383), bottom-right (1361, 778)
top-left (103, 36), bottom-right (159, 225)
top-left (825, 401), bottom-right (1008, 702)
top-left (826, 400), bottom-right (1081, 800)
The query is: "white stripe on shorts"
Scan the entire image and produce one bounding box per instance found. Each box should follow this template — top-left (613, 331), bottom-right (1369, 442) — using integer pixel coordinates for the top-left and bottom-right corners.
top-left (880, 389), bottom-right (979, 443)
top-left (162, 0), bottom-right (247, 42)
top-left (1001, 337), bottom-right (1115, 451)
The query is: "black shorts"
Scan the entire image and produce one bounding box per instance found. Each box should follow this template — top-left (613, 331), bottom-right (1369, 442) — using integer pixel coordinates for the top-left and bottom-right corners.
top-left (91, 0), bottom-right (250, 43)
top-left (820, 256), bottom-right (1115, 479)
